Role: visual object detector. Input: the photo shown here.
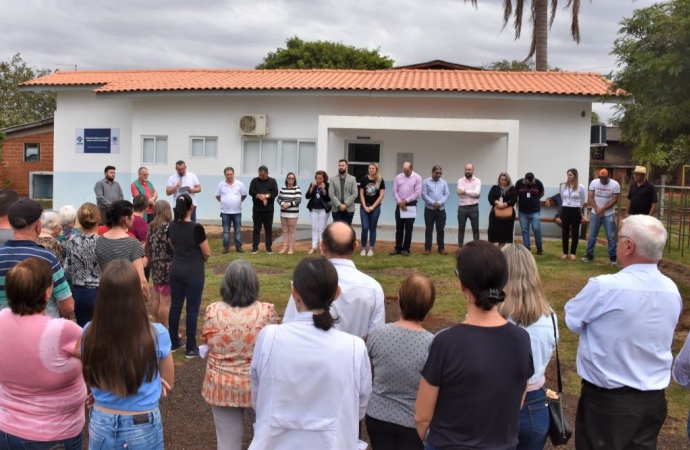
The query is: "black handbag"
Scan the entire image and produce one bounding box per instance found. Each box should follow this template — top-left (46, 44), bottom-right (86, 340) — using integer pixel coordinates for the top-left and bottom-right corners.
top-left (548, 313), bottom-right (573, 446)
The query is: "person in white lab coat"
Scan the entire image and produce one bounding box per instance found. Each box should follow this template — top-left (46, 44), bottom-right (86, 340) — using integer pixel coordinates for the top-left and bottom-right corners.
top-left (249, 257), bottom-right (372, 450)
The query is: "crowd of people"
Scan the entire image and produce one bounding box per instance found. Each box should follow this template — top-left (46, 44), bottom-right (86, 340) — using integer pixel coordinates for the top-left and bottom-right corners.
top-left (0, 158), bottom-right (679, 450)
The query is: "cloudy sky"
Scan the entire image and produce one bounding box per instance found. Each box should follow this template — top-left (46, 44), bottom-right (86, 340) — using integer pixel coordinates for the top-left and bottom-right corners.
top-left (1, 0), bottom-right (655, 121)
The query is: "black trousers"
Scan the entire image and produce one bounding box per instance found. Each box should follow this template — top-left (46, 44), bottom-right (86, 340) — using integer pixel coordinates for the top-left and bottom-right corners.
top-left (365, 415), bottom-right (424, 450)
top-left (560, 206), bottom-right (582, 255)
top-left (424, 208), bottom-right (446, 250)
top-left (394, 206), bottom-right (415, 252)
top-left (457, 204), bottom-right (479, 246)
top-left (252, 210), bottom-right (273, 250)
top-left (575, 380), bottom-right (667, 450)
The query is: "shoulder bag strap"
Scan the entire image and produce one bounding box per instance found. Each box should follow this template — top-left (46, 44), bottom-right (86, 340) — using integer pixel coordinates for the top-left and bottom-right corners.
top-left (551, 312), bottom-right (563, 392)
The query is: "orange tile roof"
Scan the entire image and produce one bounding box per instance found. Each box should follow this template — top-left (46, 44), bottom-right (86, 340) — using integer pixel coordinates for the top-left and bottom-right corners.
top-left (20, 69), bottom-right (619, 97)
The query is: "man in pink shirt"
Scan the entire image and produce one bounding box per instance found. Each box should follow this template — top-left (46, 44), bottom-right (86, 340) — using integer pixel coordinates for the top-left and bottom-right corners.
top-left (456, 163), bottom-right (482, 250)
top-left (390, 162), bottom-right (422, 256)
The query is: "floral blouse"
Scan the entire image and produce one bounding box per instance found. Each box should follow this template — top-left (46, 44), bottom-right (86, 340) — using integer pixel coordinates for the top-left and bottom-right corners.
top-left (201, 301), bottom-right (280, 407)
top-left (64, 234), bottom-right (101, 288)
top-left (37, 236), bottom-right (64, 266)
top-left (147, 223), bottom-right (173, 286)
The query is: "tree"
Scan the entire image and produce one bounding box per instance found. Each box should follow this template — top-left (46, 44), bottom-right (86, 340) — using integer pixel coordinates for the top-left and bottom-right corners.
top-left (484, 59), bottom-right (535, 71)
top-left (610, 0), bottom-right (690, 169)
top-left (0, 53), bottom-right (56, 129)
top-left (256, 37), bottom-right (394, 70)
top-left (466, 0), bottom-right (582, 71)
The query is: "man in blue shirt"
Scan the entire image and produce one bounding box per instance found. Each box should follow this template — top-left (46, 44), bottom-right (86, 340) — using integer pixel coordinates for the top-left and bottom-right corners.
top-left (421, 166), bottom-right (449, 255)
top-left (565, 215), bottom-right (681, 450)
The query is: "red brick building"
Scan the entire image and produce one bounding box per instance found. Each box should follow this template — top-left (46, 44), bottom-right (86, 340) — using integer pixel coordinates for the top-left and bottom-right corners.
top-left (0, 118), bottom-right (54, 198)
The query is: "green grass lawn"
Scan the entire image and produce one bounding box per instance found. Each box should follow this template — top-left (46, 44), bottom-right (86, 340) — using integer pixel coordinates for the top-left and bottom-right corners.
top-left (191, 235), bottom-right (690, 434)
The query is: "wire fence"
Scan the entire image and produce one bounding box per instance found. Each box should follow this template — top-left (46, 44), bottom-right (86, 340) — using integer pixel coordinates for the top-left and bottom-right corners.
top-left (658, 185), bottom-right (690, 258)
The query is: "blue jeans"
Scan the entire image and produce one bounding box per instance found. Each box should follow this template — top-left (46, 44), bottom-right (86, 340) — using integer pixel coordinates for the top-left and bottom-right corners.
top-left (88, 407), bottom-right (163, 450)
top-left (168, 274), bottom-right (204, 351)
top-left (585, 213), bottom-right (617, 260)
top-left (221, 213), bottom-right (242, 249)
top-left (72, 285), bottom-right (98, 327)
top-left (0, 431), bottom-right (82, 450)
top-left (519, 211), bottom-right (543, 249)
top-left (360, 205), bottom-right (381, 248)
top-left (517, 389), bottom-right (549, 450)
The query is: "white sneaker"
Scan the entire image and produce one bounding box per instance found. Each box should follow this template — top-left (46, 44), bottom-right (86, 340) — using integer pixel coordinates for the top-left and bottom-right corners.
top-left (360, 249), bottom-right (367, 256)
top-left (367, 249), bottom-right (374, 256)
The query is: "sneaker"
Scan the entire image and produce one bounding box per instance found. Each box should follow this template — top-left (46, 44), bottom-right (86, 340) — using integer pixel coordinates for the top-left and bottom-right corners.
top-left (236, 246), bottom-right (244, 253)
top-left (171, 342), bottom-right (184, 353)
top-left (251, 249), bottom-right (259, 255)
top-left (581, 255), bottom-right (593, 263)
top-left (438, 249), bottom-right (448, 255)
top-left (536, 247), bottom-right (544, 256)
top-left (266, 248), bottom-right (274, 255)
top-left (367, 249), bottom-right (374, 257)
top-left (401, 250), bottom-right (410, 256)
top-left (360, 249), bottom-right (367, 256)
top-left (185, 348), bottom-right (200, 359)
top-left (221, 247), bottom-right (229, 254)
top-left (610, 259), bottom-right (618, 266)
top-left (389, 250), bottom-right (402, 256)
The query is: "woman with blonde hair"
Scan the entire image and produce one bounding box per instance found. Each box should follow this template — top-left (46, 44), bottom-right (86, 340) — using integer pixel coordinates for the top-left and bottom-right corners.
top-left (559, 168), bottom-right (587, 260)
top-left (146, 200), bottom-right (174, 327)
top-left (499, 244), bottom-right (556, 450)
top-left (65, 202), bottom-right (101, 326)
top-left (487, 172), bottom-right (517, 248)
top-left (359, 162), bottom-right (386, 256)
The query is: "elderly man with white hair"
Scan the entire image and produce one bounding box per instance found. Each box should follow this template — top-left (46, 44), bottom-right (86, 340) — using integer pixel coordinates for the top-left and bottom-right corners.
top-left (565, 215), bottom-right (681, 450)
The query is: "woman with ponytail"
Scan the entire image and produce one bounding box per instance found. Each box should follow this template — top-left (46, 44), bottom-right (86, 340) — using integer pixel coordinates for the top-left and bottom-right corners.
top-left (249, 257), bottom-right (372, 450)
top-left (167, 194), bottom-right (210, 358)
top-left (414, 240), bottom-right (534, 450)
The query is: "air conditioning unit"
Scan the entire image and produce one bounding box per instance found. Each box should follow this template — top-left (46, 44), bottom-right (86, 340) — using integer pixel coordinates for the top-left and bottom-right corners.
top-left (238, 114), bottom-right (268, 136)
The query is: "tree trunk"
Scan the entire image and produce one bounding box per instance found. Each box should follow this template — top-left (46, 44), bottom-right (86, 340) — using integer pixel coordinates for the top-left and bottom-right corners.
top-left (534, 0), bottom-right (549, 71)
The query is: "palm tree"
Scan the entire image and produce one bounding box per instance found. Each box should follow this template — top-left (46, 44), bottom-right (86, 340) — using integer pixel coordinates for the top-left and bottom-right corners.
top-left (466, 0), bottom-right (582, 71)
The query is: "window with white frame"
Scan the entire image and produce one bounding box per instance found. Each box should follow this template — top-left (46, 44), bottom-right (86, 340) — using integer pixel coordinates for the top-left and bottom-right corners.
top-left (242, 139), bottom-right (316, 177)
top-left (190, 136), bottom-right (218, 159)
top-left (24, 143), bottom-right (40, 162)
top-left (142, 136), bottom-right (168, 164)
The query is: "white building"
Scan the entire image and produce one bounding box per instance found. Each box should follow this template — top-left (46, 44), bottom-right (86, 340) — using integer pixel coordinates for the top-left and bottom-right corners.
top-left (21, 68), bottom-right (617, 230)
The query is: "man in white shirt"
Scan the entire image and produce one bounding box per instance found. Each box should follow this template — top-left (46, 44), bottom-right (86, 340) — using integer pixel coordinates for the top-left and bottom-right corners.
top-left (166, 160), bottom-right (201, 222)
top-left (582, 168), bottom-right (620, 265)
top-left (283, 222), bottom-right (385, 340)
top-left (565, 215), bottom-right (681, 450)
top-left (215, 167), bottom-right (247, 254)
top-left (456, 163), bottom-right (481, 250)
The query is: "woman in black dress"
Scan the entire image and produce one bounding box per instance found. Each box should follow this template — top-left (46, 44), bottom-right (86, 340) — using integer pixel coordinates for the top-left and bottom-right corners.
top-left (487, 172), bottom-right (517, 248)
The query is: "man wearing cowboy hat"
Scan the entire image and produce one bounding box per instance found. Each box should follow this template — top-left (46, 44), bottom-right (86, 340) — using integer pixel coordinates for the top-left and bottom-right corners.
top-left (625, 166), bottom-right (658, 217)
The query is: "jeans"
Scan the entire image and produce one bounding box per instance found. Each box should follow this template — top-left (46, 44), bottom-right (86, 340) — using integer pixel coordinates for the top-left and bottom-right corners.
top-left (168, 274), bottom-right (204, 351)
top-left (332, 210), bottom-right (354, 224)
top-left (310, 209), bottom-right (329, 248)
top-left (221, 213), bottom-right (242, 249)
top-left (585, 213), bottom-right (617, 260)
top-left (457, 204), bottom-right (479, 246)
top-left (72, 285), bottom-right (98, 327)
top-left (360, 205), bottom-right (381, 248)
top-left (424, 208), bottom-right (446, 250)
top-left (517, 389), bottom-right (549, 450)
top-left (252, 210), bottom-right (274, 251)
top-left (0, 431), bottom-right (82, 450)
top-left (518, 211), bottom-right (543, 250)
top-left (88, 407), bottom-right (163, 450)
top-left (395, 206), bottom-right (415, 252)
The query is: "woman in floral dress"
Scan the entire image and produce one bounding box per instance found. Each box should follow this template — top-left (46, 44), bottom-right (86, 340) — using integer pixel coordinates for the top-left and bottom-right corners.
top-left (145, 200), bottom-right (174, 328)
top-left (201, 259), bottom-right (279, 450)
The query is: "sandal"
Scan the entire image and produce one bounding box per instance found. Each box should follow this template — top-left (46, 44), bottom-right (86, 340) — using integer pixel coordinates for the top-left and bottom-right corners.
top-left (569, 254), bottom-right (577, 261)
top-left (561, 254), bottom-right (568, 260)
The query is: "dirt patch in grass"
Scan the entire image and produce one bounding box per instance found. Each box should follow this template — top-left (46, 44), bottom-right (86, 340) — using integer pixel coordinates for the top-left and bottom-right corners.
top-left (203, 225), bottom-right (282, 248)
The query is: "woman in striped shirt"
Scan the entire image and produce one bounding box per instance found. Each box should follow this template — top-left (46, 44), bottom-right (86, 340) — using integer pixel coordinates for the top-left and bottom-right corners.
top-left (276, 172), bottom-right (301, 254)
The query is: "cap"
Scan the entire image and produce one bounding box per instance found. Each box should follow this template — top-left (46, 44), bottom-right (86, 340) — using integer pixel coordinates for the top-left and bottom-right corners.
top-left (598, 169), bottom-right (609, 177)
top-left (633, 166), bottom-right (647, 175)
top-left (8, 199), bottom-right (43, 230)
